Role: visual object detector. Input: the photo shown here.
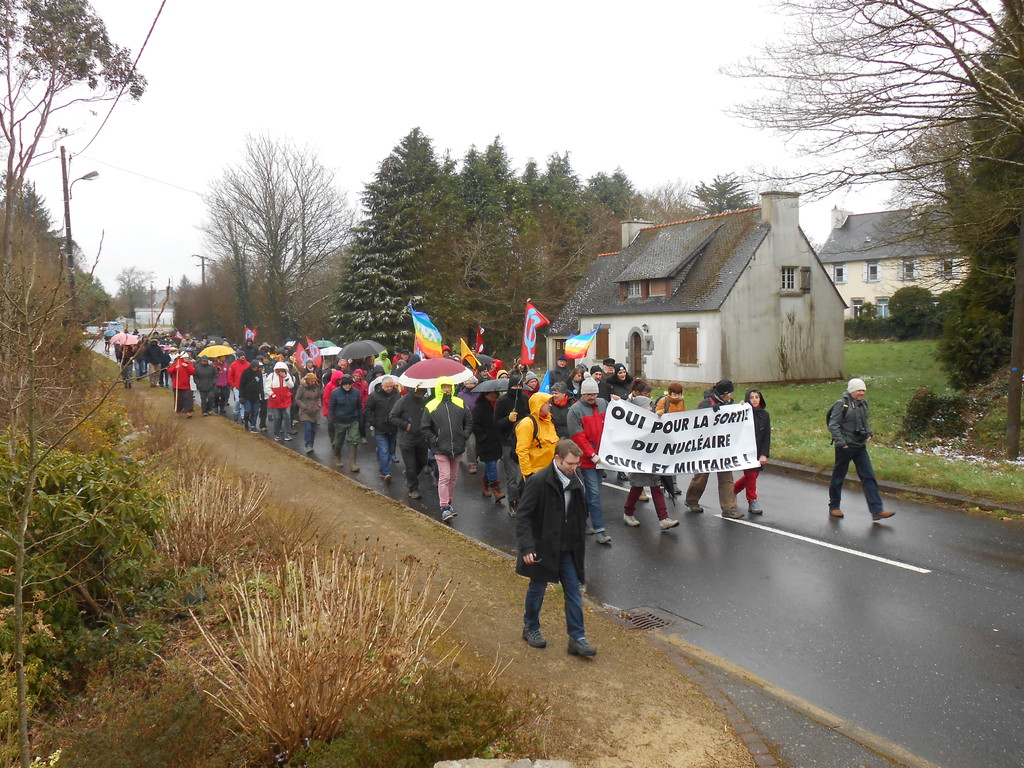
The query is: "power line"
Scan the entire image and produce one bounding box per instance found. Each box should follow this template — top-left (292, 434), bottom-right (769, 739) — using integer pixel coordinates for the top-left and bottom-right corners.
top-left (79, 155), bottom-right (203, 196)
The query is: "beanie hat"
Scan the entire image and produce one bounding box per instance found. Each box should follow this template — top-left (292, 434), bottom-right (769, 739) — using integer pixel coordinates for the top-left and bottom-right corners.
top-left (581, 378), bottom-right (600, 394)
top-left (714, 379), bottom-right (734, 398)
top-left (848, 377), bottom-right (867, 393)
top-left (340, 375), bottom-right (353, 385)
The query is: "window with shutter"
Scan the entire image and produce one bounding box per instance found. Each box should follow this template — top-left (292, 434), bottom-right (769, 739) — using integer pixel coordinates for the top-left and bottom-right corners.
top-left (595, 327), bottom-right (609, 359)
top-left (678, 326), bottom-right (697, 364)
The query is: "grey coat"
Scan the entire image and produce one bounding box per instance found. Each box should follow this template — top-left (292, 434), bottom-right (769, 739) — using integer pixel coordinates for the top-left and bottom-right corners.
top-left (828, 392), bottom-right (872, 448)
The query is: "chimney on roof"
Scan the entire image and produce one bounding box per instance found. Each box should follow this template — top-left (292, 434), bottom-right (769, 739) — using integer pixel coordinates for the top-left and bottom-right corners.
top-left (621, 219), bottom-right (654, 249)
top-left (760, 191), bottom-right (800, 232)
top-left (831, 206), bottom-right (851, 230)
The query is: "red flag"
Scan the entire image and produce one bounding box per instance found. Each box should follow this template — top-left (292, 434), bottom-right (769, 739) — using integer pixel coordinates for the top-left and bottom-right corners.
top-left (474, 325), bottom-right (485, 353)
top-left (305, 337), bottom-right (322, 368)
top-left (520, 301), bottom-right (549, 366)
top-left (293, 340), bottom-right (306, 365)
top-left (173, 329), bottom-right (183, 341)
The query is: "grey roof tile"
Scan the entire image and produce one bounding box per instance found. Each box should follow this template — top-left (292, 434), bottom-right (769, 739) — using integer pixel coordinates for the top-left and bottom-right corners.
top-left (550, 208), bottom-right (768, 334)
top-left (818, 209), bottom-right (936, 264)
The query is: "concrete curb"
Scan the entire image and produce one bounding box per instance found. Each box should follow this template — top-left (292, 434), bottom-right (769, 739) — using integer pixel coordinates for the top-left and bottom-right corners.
top-left (764, 459), bottom-right (1024, 516)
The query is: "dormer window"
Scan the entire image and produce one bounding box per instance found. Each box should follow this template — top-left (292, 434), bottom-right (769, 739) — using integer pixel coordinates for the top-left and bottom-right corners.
top-left (626, 281), bottom-right (642, 298)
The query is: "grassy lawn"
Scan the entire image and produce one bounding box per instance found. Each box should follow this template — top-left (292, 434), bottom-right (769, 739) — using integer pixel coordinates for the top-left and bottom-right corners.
top-left (681, 340), bottom-right (1024, 508)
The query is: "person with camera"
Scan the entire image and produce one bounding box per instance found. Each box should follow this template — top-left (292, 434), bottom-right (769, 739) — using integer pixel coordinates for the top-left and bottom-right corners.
top-left (827, 378), bottom-right (894, 522)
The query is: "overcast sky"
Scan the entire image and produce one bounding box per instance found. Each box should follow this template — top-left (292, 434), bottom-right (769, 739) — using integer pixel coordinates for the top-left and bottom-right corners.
top-left (27, 0), bottom-right (892, 295)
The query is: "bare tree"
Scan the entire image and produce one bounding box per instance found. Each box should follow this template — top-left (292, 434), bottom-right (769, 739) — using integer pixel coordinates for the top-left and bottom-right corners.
top-left (733, 0), bottom-right (1024, 458)
top-left (115, 266), bottom-right (153, 319)
top-left (0, 0), bottom-right (145, 268)
top-left (636, 179), bottom-right (699, 224)
top-left (201, 136), bottom-right (355, 341)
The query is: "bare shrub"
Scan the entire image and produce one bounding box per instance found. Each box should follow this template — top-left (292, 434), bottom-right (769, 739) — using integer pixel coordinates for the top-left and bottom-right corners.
top-left (191, 548), bottom-right (454, 760)
top-left (156, 470), bottom-right (268, 574)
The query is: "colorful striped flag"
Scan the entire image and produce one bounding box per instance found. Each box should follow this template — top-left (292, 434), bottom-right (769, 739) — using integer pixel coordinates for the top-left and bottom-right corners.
top-left (410, 304), bottom-right (444, 359)
top-left (563, 324), bottom-right (601, 359)
top-left (520, 301), bottom-right (549, 366)
top-left (244, 326), bottom-right (257, 342)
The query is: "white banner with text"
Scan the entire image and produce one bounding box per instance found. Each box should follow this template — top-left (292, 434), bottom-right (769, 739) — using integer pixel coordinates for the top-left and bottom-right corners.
top-left (598, 399), bottom-right (759, 475)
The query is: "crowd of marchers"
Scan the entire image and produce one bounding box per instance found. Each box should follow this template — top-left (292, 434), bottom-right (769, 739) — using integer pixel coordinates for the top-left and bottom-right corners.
top-left (99, 330), bottom-right (892, 659)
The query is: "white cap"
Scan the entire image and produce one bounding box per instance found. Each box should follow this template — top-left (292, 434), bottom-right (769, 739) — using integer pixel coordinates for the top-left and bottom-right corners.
top-left (848, 377), bottom-right (866, 393)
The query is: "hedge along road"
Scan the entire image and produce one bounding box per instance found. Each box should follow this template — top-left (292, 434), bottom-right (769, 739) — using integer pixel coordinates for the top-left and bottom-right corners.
top-left (268, 417), bottom-right (1024, 768)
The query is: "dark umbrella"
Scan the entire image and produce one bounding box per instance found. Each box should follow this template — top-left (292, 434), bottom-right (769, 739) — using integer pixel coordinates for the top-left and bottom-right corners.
top-left (473, 378), bottom-right (509, 393)
top-left (339, 339), bottom-right (387, 359)
top-left (473, 353), bottom-right (494, 366)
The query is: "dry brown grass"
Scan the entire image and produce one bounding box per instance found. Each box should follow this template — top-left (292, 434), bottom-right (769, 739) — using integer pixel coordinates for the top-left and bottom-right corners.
top-left (156, 470), bottom-right (269, 574)
top-left (191, 547), bottom-right (455, 761)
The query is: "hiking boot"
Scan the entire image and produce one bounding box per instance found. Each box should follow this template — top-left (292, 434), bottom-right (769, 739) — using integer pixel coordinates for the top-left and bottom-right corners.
top-left (383, 474), bottom-right (392, 483)
top-left (872, 510), bottom-right (896, 522)
top-left (441, 505), bottom-right (457, 522)
top-left (748, 499), bottom-right (763, 515)
top-left (481, 477), bottom-right (492, 497)
top-left (594, 531), bottom-right (612, 545)
top-left (686, 503), bottom-right (704, 514)
top-left (829, 508), bottom-right (844, 518)
top-left (490, 481), bottom-right (505, 502)
top-left (567, 637), bottom-right (597, 657)
top-left (522, 627), bottom-right (546, 648)
top-left (721, 508), bottom-right (744, 519)
top-left (659, 517), bottom-right (680, 530)
top-left (623, 514), bottom-right (640, 527)
top-left (408, 489), bottom-right (421, 499)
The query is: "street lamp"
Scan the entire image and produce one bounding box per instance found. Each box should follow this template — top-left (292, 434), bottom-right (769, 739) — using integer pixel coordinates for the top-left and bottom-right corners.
top-left (60, 144), bottom-right (98, 297)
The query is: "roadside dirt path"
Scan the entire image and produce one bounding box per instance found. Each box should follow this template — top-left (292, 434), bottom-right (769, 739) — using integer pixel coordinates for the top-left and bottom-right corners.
top-left (134, 386), bottom-right (753, 767)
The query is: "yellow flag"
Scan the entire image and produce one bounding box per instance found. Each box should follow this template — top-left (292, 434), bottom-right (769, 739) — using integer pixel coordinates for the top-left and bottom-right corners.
top-left (460, 338), bottom-right (480, 369)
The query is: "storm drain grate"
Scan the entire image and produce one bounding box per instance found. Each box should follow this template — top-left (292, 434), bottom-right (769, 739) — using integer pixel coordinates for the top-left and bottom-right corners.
top-left (623, 608), bottom-right (674, 631)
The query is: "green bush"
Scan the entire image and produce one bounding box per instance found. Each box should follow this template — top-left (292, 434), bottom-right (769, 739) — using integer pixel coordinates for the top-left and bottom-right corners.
top-left (289, 666), bottom-right (541, 768)
top-left (0, 438), bottom-right (167, 699)
top-left (43, 667), bottom-right (240, 768)
top-left (898, 387), bottom-right (975, 441)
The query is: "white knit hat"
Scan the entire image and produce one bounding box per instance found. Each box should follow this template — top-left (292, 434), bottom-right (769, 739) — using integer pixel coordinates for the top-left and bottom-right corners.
top-left (848, 377), bottom-right (867, 393)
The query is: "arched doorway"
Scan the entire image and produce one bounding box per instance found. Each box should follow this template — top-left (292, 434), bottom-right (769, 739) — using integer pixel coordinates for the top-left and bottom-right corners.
top-left (629, 331), bottom-right (643, 379)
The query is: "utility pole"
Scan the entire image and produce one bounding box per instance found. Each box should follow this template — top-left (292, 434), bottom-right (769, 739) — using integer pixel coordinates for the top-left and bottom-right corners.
top-left (60, 146), bottom-right (98, 320)
top-left (193, 253), bottom-right (207, 286)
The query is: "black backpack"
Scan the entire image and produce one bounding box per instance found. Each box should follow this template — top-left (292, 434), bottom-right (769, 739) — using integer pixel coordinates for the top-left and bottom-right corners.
top-left (825, 399), bottom-right (849, 442)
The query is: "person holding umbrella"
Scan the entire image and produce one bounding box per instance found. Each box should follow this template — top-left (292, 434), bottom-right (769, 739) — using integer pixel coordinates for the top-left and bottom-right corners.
top-left (419, 375), bottom-right (472, 522)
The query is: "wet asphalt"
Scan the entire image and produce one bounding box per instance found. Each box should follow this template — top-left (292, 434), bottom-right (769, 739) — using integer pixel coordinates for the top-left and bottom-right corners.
top-left (250, 415), bottom-right (1024, 768)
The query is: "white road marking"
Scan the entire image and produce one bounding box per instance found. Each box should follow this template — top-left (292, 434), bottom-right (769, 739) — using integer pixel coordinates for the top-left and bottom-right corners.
top-left (722, 517), bottom-right (932, 574)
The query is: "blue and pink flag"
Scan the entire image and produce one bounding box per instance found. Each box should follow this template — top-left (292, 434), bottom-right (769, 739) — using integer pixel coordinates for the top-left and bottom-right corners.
top-left (244, 326), bottom-right (257, 342)
top-left (520, 301), bottom-right (549, 366)
top-left (563, 324), bottom-right (601, 359)
top-left (305, 337), bottom-right (322, 368)
top-left (410, 304), bottom-right (444, 359)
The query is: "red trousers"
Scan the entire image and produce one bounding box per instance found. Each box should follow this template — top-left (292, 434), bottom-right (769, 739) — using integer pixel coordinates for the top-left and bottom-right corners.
top-left (734, 469), bottom-right (759, 501)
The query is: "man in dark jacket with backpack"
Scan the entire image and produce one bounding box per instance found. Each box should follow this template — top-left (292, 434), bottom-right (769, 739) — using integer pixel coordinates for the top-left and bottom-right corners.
top-left (827, 378), bottom-right (894, 522)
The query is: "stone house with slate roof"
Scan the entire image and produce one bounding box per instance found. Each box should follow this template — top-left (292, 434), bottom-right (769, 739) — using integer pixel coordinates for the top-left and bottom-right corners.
top-left (547, 191), bottom-right (845, 385)
top-left (817, 207), bottom-right (962, 319)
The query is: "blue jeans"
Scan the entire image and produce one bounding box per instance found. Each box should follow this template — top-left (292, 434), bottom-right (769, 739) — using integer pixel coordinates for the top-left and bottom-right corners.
top-left (578, 467), bottom-right (606, 532)
top-left (483, 460), bottom-right (498, 483)
top-left (242, 398), bottom-right (259, 430)
top-left (375, 433), bottom-right (397, 476)
top-left (303, 420), bottom-right (317, 448)
top-left (268, 407), bottom-right (291, 440)
top-left (524, 552), bottom-right (585, 641)
top-left (829, 444), bottom-right (883, 515)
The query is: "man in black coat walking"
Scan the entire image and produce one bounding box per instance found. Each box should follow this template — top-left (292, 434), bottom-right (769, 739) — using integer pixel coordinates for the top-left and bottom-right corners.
top-left (515, 439), bottom-right (596, 658)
